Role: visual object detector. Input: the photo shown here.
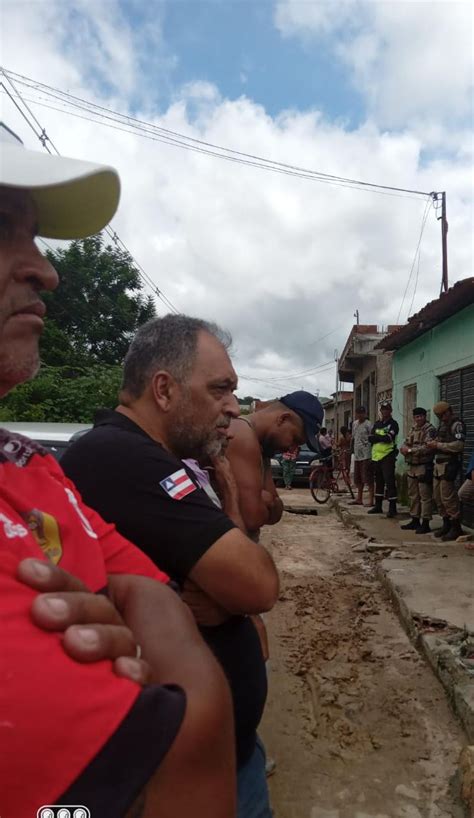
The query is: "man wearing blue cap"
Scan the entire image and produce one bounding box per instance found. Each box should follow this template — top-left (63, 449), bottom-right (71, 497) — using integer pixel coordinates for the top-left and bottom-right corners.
top-left (227, 391), bottom-right (323, 541)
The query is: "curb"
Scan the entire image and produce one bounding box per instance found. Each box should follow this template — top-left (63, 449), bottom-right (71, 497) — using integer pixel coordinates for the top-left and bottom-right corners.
top-left (377, 560), bottom-right (474, 743)
top-left (332, 495), bottom-right (474, 745)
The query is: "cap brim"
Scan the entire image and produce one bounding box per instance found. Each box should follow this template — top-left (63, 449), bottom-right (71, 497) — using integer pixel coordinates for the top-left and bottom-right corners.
top-left (1, 143), bottom-right (120, 239)
top-left (304, 423), bottom-right (321, 454)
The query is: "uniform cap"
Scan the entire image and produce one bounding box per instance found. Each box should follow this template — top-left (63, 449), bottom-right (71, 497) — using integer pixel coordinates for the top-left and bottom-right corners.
top-left (433, 401), bottom-right (451, 416)
top-left (0, 122), bottom-right (120, 239)
top-left (279, 391), bottom-right (324, 452)
top-left (380, 401), bottom-right (392, 410)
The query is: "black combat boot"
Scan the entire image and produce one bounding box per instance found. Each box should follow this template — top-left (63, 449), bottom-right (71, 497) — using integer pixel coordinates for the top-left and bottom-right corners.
top-left (367, 499), bottom-right (383, 514)
top-left (441, 519), bottom-right (463, 542)
top-left (434, 517), bottom-right (450, 538)
top-left (401, 517), bottom-right (419, 530)
top-left (386, 500), bottom-right (397, 518)
top-left (415, 519), bottom-right (431, 534)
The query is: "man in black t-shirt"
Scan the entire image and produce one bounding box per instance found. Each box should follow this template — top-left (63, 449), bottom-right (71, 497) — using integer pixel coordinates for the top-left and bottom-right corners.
top-left (63, 314), bottom-right (280, 818)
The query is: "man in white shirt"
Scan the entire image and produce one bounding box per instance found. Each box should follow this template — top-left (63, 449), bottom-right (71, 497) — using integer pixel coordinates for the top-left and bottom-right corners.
top-left (350, 406), bottom-right (374, 506)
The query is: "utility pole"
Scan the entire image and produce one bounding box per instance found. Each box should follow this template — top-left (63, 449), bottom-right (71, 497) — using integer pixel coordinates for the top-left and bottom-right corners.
top-left (354, 309), bottom-right (360, 325)
top-left (433, 191), bottom-right (448, 294)
top-left (334, 350), bottom-right (339, 439)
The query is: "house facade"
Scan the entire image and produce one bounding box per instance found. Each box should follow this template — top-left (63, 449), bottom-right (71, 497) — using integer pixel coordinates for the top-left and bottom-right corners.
top-left (377, 278), bottom-right (474, 525)
top-left (337, 324), bottom-right (400, 424)
top-left (322, 392), bottom-right (354, 433)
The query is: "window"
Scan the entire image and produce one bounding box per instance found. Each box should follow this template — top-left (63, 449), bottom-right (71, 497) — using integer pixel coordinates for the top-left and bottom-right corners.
top-left (403, 384), bottom-right (417, 437)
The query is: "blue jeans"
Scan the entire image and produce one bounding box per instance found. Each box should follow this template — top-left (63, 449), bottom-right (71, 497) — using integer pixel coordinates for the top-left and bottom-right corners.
top-left (237, 736), bottom-right (273, 818)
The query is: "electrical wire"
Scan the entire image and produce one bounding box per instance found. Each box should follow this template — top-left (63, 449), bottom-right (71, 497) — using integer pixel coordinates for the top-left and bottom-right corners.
top-left (0, 67), bottom-right (435, 201)
top-left (239, 362), bottom-right (336, 388)
top-left (396, 197), bottom-right (433, 324)
top-left (305, 323), bottom-right (348, 348)
top-left (246, 358), bottom-right (336, 382)
top-left (407, 241), bottom-right (422, 318)
top-left (1, 70), bottom-right (180, 314)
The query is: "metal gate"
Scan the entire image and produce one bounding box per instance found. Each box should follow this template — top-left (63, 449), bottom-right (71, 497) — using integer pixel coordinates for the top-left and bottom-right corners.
top-left (439, 365), bottom-right (474, 527)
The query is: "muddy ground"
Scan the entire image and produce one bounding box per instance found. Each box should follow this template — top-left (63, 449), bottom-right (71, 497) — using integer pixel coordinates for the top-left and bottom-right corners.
top-left (260, 497), bottom-right (466, 818)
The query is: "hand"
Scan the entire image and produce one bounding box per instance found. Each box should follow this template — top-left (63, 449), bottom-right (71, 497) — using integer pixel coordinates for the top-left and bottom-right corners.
top-left (181, 578), bottom-right (230, 626)
top-left (427, 440), bottom-right (439, 449)
top-left (210, 454), bottom-right (238, 494)
top-left (17, 558), bottom-right (151, 684)
top-left (400, 445), bottom-right (409, 456)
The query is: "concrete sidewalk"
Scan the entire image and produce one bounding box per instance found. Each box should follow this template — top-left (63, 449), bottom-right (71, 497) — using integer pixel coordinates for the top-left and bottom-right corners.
top-left (330, 492), bottom-right (474, 745)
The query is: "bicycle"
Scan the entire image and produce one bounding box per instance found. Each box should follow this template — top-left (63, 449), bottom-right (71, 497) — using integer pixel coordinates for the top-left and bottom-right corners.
top-left (309, 449), bottom-right (355, 504)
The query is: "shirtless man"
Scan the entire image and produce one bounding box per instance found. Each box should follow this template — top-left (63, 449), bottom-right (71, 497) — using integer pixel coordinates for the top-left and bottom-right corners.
top-left (226, 390), bottom-right (323, 540)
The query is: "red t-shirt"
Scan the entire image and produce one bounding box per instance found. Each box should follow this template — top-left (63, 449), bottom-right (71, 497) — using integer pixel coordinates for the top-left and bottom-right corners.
top-left (0, 431), bottom-right (169, 818)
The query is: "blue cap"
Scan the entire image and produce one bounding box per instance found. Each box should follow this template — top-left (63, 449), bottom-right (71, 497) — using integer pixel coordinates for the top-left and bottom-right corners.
top-left (279, 391), bottom-right (324, 452)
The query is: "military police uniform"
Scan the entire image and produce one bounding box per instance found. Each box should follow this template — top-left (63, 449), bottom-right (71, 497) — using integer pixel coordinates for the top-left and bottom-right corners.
top-left (432, 401), bottom-right (466, 540)
top-left (400, 408), bottom-right (435, 533)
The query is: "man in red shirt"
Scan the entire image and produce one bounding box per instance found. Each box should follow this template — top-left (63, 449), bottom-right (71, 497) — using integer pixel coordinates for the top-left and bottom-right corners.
top-left (0, 123), bottom-right (235, 818)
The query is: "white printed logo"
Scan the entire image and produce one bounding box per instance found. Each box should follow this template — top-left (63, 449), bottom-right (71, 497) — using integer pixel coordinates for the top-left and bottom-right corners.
top-left (0, 512), bottom-right (28, 539)
top-left (37, 808), bottom-right (90, 818)
top-left (64, 488), bottom-right (98, 539)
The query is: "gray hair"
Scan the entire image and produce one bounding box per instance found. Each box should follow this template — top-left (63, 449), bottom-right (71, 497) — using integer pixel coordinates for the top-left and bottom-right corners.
top-left (121, 314), bottom-right (232, 399)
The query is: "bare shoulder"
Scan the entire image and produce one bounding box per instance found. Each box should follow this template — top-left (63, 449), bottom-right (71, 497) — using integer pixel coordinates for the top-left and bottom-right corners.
top-left (228, 418), bottom-right (260, 458)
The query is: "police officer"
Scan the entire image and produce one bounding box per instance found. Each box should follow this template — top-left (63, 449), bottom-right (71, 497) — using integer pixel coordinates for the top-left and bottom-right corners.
top-left (400, 407), bottom-right (436, 534)
top-left (368, 401), bottom-right (399, 518)
top-left (427, 401), bottom-right (466, 541)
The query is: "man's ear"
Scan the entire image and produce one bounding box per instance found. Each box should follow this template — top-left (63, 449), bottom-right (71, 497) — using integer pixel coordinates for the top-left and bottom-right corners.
top-left (151, 370), bottom-right (179, 411)
top-left (277, 411), bottom-right (293, 427)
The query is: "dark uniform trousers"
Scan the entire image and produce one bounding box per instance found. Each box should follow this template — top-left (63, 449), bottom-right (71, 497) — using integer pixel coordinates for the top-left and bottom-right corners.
top-left (374, 451), bottom-right (397, 502)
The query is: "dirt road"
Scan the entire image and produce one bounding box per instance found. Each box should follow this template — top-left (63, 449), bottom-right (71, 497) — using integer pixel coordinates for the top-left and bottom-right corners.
top-left (260, 495), bottom-right (466, 818)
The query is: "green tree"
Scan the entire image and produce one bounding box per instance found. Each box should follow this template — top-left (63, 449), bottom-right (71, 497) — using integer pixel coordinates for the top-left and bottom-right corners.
top-left (1, 235), bottom-right (157, 421)
top-left (41, 235), bottom-right (156, 366)
top-left (0, 366), bottom-right (123, 423)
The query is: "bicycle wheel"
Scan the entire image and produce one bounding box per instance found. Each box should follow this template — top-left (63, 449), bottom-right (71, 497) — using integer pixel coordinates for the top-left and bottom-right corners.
top-left (310, 469), bottom-right (330, 504)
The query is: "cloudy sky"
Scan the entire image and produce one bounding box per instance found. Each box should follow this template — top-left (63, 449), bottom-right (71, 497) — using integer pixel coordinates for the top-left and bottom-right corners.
top-left (1, 0), bottom-right (473, 399)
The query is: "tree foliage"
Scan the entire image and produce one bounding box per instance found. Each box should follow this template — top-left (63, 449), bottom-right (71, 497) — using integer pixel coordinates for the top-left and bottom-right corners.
top-left (0, 366), bottom-right (122, 423)
top-left (2, 235), bottom-right (157, 421)
top-left (41, 235), bottom-right (156, 367)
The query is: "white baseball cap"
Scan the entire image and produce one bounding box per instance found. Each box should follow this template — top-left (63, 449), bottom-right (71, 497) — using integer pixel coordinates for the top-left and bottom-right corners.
top-left (0, 123), bottom-right (121, 239)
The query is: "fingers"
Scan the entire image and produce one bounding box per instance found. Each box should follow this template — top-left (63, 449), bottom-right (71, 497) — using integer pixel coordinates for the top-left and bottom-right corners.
top-left (31, 591), bottom-right (124, 631)
top-left (17, 558), bottom-right (88, 593)
top-left (114, 656), bottom-right (152, 685)
top-left (62, 626), bottom-right (151, 683)
top-left (62, 623), bottom-right (135, 662)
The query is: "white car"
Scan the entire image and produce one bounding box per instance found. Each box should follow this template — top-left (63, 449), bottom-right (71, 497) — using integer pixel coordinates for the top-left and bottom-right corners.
top-left (2, 422), bottom-right (91, 461)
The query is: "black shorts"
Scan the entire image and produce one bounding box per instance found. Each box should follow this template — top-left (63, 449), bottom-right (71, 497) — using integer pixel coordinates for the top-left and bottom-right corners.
top-left (354, 459), bottom-right (374, 487)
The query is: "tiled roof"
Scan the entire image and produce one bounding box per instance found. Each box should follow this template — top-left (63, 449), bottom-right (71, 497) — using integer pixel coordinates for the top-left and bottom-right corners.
top-left (376, 278), bottom-right (474, 351)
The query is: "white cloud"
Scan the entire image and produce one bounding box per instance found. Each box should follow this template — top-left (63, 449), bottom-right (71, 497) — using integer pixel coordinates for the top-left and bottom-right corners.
top-left (275, 0), bottom-right (474, 133)
top-left (1, 1), bottom-right (472, 400)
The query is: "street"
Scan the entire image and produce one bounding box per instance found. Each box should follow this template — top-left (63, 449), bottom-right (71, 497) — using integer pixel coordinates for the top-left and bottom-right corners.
top-left (260, 490), bottom-right (466, 818)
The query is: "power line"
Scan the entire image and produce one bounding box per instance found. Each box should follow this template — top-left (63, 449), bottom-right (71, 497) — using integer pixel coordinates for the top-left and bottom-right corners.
top-left (1, 69), bottom-right (179, 315)
top-left (396, 198), bottom-right (433, 324)
top-left (239, 362), bottom-right (336, 388)
top-left (248, 358), bottom-right (336, 382)
top-left (0, 67), bottom-right (434, 201)
top-left (305, 323), bottom-right (348, 348)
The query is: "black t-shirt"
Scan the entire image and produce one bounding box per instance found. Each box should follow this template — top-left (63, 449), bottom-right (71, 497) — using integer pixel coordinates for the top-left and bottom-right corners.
top-left (60, 684), bottom-right (185, 816)
top-left (62, 409), bottom-right (267, 767)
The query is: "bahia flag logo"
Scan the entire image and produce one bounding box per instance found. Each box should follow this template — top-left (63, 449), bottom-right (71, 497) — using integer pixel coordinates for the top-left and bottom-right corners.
top-left (160, 468), bottom-right (197, 501)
